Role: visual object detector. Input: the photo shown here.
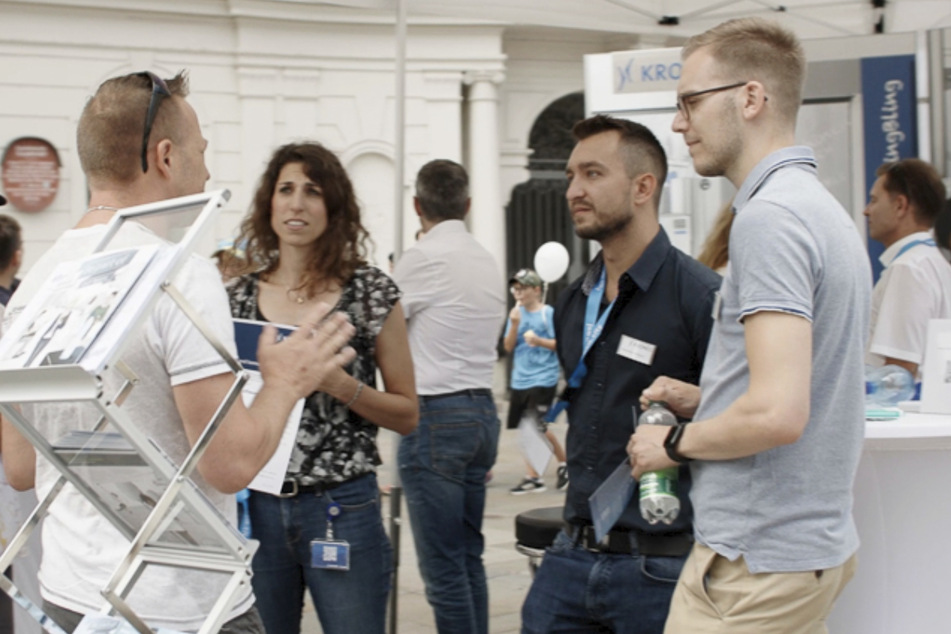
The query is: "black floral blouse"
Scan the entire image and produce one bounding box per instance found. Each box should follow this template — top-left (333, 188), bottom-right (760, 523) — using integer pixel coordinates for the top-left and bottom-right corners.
top-left (226, 266), bottom-right (401, 485)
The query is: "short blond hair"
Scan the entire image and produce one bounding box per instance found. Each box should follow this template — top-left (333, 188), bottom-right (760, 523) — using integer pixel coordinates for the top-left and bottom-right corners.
top-left (683, 18), bottom-right (805, 123)
top-left (77, 71), bottom-right (189, 185)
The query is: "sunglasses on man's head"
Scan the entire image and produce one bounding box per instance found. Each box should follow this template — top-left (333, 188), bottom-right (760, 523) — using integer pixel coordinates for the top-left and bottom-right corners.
top-left (136, 71), bottom-right (172, 173)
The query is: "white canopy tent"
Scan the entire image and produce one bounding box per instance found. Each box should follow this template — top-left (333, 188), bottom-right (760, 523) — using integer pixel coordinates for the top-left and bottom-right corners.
top-left (284, 0), bottom-right (951, 38)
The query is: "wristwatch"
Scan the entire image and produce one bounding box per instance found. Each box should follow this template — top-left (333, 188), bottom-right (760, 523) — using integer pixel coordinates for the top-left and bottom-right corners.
top-left (664, 423), bottom-right (691, 463)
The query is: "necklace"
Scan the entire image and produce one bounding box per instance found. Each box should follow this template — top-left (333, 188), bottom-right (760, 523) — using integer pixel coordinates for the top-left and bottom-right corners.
top-left (85, 205), bottom-right (119, 213)
top-left (269, 275), bottom-right (308, 304)
top-left (266, 272), bottom-right (314, 305)
top-left (286, 286), bottom-right (307, 305)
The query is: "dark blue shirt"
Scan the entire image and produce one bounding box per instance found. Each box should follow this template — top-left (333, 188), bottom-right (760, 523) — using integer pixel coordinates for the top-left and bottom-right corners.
top-left (0, 277), bottom-right (19, 306)
top-left (554, 228), bottom-right (720, 534)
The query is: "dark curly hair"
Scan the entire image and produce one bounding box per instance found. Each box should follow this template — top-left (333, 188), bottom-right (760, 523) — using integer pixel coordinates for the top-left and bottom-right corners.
top-left (236, 142), bottom-right (371, 295)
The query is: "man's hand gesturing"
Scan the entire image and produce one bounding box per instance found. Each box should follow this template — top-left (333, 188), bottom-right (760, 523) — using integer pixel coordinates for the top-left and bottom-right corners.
top-left (257, 303), bottom-right (356, 400)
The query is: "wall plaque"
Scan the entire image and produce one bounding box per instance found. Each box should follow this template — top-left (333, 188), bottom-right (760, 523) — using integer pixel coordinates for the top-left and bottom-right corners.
top-left (1, 137), bottom-right (61, 213)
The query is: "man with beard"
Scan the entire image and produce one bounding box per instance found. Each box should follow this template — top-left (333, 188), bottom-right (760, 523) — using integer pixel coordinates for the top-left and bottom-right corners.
top-left (520, 115), bottom-right (720, 634)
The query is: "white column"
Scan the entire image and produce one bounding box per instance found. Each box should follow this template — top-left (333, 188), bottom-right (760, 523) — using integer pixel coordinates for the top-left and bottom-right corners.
top-left (464, 70), bottom-right (506, 277)
top-left (412, 71), bottom-right (464, 249)
top-left (237, 67), bottom-right (281, 201)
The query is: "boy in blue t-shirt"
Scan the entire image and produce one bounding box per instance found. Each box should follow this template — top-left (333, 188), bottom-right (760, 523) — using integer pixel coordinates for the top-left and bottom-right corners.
top-left (503, 269), bottom-right (567, 494)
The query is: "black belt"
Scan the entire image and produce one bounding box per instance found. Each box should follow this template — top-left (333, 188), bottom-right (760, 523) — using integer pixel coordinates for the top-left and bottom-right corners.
top-left (568, 524), bottom-right (693, 557)
top-left (420, 388), bottom-right (492, 401)
top-left (277, 475), bottom-right (361, 498)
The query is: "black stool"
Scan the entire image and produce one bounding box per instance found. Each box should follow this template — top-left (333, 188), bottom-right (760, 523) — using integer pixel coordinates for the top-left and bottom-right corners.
top-left (514, 506), bottom-right (564, 574)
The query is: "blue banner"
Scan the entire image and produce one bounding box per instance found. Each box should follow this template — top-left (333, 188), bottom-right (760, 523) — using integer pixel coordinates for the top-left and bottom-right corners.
top-left (861, 54), bottom-right (918, 281)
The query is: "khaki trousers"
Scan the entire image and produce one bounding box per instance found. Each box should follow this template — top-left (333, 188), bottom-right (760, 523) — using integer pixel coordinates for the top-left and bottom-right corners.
top-left (664, 542), bottom-right (857, 634)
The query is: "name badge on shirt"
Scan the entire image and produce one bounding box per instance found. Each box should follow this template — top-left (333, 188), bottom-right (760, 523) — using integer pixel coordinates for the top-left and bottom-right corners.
top-left (617, 335), bottom-right (656, 366)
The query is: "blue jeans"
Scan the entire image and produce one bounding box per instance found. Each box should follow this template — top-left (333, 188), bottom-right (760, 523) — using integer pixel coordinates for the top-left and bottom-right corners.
top-left (248, 473), bottom-right (392, 634)
top-left (398, 392), bottom-right (500, 634)
top-left (521, 530), bottom-right (687, 634)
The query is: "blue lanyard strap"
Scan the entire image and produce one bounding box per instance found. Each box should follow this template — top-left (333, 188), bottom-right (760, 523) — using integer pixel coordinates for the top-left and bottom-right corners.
top-left (573, 267), bottom-right (616, 386)
top-left (893, 238), bottom-right (936, 262)
top-left (546, 268), bottom-right (616, 422)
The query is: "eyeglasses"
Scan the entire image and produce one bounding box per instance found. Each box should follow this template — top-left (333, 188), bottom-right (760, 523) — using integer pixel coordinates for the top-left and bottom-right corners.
top-left (675, 81), bottom-right (748, 122)
top-left (137, 71), bottom-right (172, 173)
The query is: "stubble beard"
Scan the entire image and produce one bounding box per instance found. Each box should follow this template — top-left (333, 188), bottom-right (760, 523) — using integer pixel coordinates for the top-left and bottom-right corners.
top-left (574, 211), bottom-right (633, 243)
top-left (693, 103), bottom-right (743, 179)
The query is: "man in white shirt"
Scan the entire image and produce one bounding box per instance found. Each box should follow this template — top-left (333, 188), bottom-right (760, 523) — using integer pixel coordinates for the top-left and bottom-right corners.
top-left (864, 158), bottom-right (951, 379)
top-left (393, 159), bottom-right (505, 634)
top-left (1, 70), bottom-right (355, 633)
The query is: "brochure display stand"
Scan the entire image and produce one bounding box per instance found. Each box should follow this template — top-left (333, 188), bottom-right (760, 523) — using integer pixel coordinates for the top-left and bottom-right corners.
top-left (0, 190), bottom-right (254, 634)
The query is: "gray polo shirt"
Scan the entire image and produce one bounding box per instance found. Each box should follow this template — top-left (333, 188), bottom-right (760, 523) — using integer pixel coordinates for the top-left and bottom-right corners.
top-left (691, 146), bottom-right (871, 573)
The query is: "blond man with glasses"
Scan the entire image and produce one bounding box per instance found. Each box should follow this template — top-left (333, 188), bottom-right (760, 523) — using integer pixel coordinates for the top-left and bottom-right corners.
top-left (629, 19), bottom-right (871, 633)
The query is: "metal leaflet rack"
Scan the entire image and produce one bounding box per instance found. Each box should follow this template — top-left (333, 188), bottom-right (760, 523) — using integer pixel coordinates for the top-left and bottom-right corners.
top-left (0, 190), bottom-right (257, 634)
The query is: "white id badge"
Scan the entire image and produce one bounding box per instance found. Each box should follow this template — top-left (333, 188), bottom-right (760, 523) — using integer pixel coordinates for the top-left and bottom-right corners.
top-left (617, 335), bottom-right (656, 366)
top-left (311, 501), bottom-right (350, 570)
top-left (311, 539), bottom-right (351, 571)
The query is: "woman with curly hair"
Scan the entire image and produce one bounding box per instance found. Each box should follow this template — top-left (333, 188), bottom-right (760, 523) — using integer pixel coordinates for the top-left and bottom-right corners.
top-left (227, 142), bottom-right (417, 634)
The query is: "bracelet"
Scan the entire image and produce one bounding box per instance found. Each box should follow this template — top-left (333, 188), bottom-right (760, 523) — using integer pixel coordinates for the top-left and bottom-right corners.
top-left (345, 381), bottom-right (364, 408)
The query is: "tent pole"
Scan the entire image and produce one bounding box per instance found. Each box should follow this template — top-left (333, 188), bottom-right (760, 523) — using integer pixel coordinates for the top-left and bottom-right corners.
top-left (388, 3), bottom-right (407, 634)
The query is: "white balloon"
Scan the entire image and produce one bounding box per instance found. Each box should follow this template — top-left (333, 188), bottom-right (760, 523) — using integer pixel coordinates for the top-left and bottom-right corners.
top-left (534, 241), bottom-right (570, 283)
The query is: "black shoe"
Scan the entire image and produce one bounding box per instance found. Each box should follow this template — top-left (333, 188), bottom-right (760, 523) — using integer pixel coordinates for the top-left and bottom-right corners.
top-left (510, 478), bottom-right (546, 495)
top-left (556, 465), bottom-right (569, 491)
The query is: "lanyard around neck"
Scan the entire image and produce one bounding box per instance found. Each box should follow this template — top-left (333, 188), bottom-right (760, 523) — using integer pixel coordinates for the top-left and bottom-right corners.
top-left (893, 238), bottom-right (936, 263)
top-left (545, 267), bottom-right (616, 422)
top-left (578, 267), bottom-right (615, 375)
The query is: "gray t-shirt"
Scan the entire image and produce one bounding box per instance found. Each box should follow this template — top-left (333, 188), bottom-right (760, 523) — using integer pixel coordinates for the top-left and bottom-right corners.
top-left (692, 146), bottom-right (871, 573)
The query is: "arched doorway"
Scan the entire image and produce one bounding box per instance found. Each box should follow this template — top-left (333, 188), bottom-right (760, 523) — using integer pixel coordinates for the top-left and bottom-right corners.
top-left (505, 92), bottom-right (588, 306)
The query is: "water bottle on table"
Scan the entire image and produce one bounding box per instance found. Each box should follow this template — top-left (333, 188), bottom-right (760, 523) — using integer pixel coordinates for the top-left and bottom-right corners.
top-left (638, 401), bottom-right (680, 525)
top-left (865, 364), bottom-right (915, 405)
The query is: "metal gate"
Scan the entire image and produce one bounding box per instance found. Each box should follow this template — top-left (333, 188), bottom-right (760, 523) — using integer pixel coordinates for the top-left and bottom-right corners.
top-left (505, 177), bottom-right (586, 306)
top-left (504, 91), bottom-right (588, 306)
